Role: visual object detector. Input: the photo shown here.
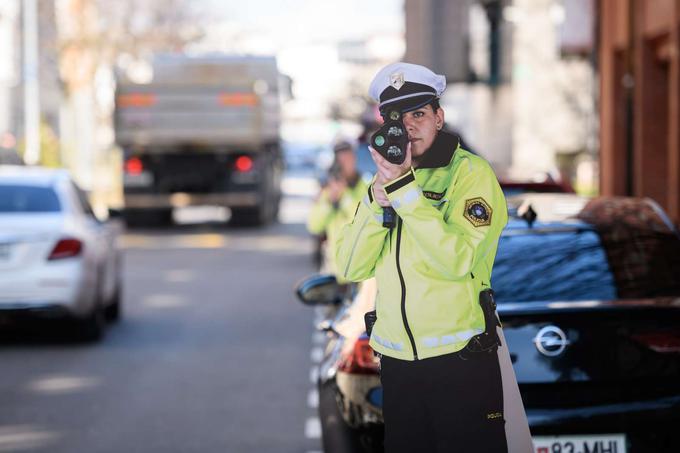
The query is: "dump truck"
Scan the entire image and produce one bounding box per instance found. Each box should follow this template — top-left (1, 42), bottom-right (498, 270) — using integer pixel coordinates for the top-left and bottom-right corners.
top-left (114, 55), bottom-right (283, 226)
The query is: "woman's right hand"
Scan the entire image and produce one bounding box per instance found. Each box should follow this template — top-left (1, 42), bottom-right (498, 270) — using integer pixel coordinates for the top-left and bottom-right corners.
top-left (371, 178), bottom-right (391, 207)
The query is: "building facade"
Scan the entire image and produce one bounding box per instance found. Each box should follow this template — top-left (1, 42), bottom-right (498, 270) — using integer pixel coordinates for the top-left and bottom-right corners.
top-left (599, 0), bottom-right (680, 225)
top-left (404, 0), bottom-right (472, 82)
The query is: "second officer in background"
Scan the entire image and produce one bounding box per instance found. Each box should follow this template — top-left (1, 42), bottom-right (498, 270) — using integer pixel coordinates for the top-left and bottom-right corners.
top-left (307, 140), bottom-right (367, 278)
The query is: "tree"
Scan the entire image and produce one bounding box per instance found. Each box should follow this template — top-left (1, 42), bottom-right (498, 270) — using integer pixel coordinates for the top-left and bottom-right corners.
top-left (58, 0), bottom-right (205, 95)
top-left (54, 0), bottom-right (205, 193)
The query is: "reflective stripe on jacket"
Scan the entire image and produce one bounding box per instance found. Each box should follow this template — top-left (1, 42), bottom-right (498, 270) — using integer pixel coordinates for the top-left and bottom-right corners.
top-left (335, 131), bottom-right (508, 361)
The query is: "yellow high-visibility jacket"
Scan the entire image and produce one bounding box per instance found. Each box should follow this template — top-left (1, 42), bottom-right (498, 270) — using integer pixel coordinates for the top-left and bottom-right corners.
top-left (307, 176), bottom-right (368, 277)
top-left (335, 132), bottom-right (508, 361)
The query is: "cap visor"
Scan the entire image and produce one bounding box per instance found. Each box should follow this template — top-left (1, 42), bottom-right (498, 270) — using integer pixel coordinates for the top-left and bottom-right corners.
top-left (381, 94), bottom-right (436, 114)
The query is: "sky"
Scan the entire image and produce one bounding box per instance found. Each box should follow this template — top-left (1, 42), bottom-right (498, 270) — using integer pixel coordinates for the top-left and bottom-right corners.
top-left (194, 0), bottom-right (404, 52)
top-left (190, 0), bottom-right (406, 143)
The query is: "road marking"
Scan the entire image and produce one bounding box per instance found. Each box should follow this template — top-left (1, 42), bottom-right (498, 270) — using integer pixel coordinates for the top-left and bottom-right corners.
top-left (121, 234), bottom-right (227, 249)
top-left (307, 389), bottom-right (319, 409)
top-left (304, 417), bottom-right (321, 439)
top-left (307, 301), bottom-right (324, 450)
top-left (310, 347), bottom-right (323, 363)
top-left (121, 233), bottom-right (312, 254)
top-left (141, 294), bottom-right (186, 308)
top-left (0, 425), bottom-right (61, 450)
top-left (26, 375), bottom-right (100, 395)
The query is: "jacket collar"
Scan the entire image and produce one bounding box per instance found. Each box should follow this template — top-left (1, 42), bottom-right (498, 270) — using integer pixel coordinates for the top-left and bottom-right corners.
top-left (415, 130), bottom-right (460, 169)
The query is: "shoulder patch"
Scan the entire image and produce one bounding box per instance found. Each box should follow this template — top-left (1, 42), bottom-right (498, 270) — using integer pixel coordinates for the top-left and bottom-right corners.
top-left (464, 197), bottom-right (492, 227)
top-left (422, 190), bottom-right (445, 201)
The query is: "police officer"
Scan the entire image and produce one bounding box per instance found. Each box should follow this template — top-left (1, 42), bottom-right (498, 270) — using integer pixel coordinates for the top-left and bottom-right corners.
top-left (307, 140), bottom-right (368, 278)
top-left (336, 62), bottom-right (509, 452)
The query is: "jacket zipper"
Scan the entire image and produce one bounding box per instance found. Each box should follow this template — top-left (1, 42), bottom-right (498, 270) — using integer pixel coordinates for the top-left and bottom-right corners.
top-left (396, 217), bottom-right (418, 360)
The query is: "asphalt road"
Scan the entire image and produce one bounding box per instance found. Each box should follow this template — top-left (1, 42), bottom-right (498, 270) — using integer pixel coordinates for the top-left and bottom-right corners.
top-left (0, 174), bottom-right (325, 453)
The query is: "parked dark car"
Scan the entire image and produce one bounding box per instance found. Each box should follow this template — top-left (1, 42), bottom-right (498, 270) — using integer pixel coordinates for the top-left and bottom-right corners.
top-left (296, 195), bottom-right (680, 453)
top-left (499, 177), bottom-right (574, 197)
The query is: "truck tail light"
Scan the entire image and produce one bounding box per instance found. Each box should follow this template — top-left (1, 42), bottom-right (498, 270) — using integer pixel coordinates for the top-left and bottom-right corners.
top-left (125, 157), bottom-right (144, 175)
top-left (48, 238), bottom-right (83, 260)
top-left (234, 156), bottom-right (253, 173)
top-left (338, 336), bottom-right (379, 375)
top-left (218, 93), bottom-right (258, 106)
top-left (117, 93), bottom-right (156, 108)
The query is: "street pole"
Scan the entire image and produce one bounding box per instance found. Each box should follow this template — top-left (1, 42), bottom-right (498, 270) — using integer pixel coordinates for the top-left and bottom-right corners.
top-left (22, 0), bottom-right (40, 165)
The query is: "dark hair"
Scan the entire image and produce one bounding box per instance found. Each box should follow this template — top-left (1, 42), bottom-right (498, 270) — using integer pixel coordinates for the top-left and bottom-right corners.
top-left (333, 141), bottom-right (353, 153)
top-left (379, 97), bottom-right (441, 120)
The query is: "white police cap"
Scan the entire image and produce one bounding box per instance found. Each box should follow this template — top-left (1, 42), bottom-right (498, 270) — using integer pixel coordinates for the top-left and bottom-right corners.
top-left (368, 62), bottom-right (446, 112)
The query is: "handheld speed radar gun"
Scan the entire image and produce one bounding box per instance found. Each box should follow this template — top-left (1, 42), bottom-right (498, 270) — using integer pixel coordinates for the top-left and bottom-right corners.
top-left (370, 109), bottom-right (408, 229)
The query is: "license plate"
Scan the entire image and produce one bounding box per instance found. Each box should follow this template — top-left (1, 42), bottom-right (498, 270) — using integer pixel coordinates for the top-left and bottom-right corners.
top-left (533, 434), bottom-right (626, 453)
top-left (124, 172), bottom-right (153, 187)
top-left (0, 243), bottom-right (11, 260)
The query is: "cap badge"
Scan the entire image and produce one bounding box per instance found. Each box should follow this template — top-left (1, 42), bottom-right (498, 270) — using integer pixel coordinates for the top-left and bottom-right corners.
top-left (390, 72), bottom-right (405, 90)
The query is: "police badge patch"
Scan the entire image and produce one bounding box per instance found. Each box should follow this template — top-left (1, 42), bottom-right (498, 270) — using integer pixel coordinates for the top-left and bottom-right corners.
top-left (464, 197), bottom-right (492, 227)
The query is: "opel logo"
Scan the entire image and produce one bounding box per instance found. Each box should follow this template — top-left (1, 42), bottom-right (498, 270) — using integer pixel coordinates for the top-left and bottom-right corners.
top-left (533, 326), bottom-right (570, 357)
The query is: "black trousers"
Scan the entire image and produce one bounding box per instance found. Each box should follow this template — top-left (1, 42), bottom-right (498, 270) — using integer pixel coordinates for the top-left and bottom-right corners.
top-left (380, 350), bottom-right (507, 453)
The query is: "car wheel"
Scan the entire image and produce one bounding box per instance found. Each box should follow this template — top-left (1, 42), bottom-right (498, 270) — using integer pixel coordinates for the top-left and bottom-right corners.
top-left (318, 382), bottom-right (364, 453)
top-left (104, 284), bottom-right (122, 322)
top-left (77, 304), bottom-right (106, 342)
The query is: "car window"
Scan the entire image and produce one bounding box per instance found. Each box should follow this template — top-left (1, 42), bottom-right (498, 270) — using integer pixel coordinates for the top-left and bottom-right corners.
top-left (0, 184), bottom-right (62, 212)
top-left (492, 228), bottom-right (618, 303)
top-left (596, 226), bottom-right (680, 299)
top-left (492, 226), bottom-right (680, 303)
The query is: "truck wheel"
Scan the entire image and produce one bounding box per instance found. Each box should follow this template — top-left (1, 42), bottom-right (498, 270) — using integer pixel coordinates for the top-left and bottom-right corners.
top-left (230, 193), bottom-right (277, 226)
top-left (230, 206), bottom-right (268, 226)
top-left (124, 208), bottom-right (172, 228)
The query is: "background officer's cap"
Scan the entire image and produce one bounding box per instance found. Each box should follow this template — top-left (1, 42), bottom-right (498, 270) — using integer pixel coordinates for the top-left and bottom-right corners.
top-left (368, 62), bottom-right (446, 114)
top-left (333, 140), bottom-right (353, 153)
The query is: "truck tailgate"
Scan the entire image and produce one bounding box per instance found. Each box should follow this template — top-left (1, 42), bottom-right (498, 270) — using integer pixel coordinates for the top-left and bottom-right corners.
top-left (115, 85), bottom-right (279, 146)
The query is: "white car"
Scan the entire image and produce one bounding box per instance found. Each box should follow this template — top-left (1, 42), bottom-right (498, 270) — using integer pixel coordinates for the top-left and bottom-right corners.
top-left (0, 166), bottom-right (122, 341)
